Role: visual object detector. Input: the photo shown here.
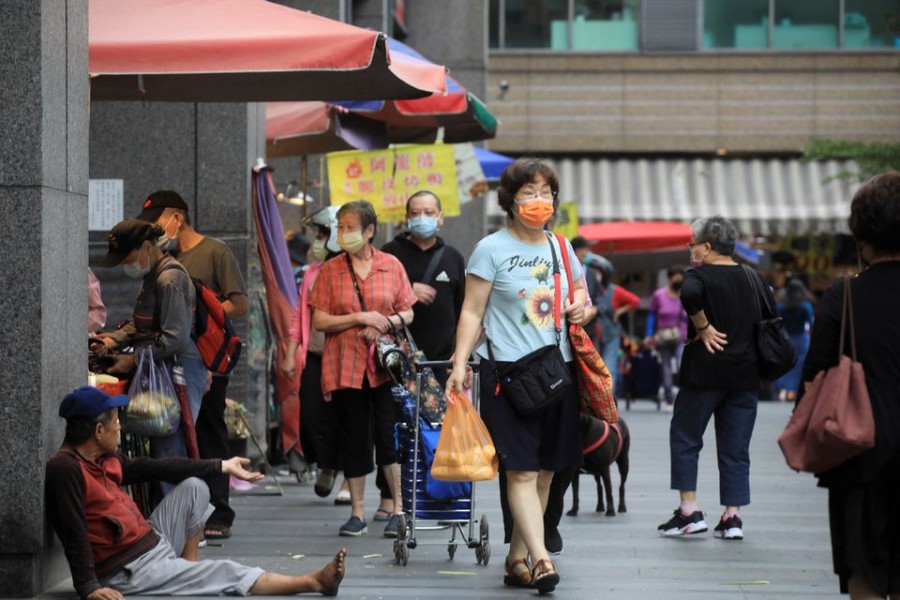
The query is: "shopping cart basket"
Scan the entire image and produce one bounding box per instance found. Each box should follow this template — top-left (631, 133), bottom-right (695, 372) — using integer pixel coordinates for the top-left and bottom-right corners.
top-left (390, 360), bottom-right (490, 567)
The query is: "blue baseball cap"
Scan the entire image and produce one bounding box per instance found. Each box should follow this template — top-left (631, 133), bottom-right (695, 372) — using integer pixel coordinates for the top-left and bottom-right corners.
top-left (58, 386), bottom-right (130, 420)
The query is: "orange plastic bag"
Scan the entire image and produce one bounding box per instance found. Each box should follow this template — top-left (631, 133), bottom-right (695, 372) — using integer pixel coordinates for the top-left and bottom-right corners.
top-left (431, 390), bottom-right (499, 482)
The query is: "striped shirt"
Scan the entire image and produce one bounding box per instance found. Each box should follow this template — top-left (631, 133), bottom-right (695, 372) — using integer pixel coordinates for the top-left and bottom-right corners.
top-left (309, 249), bottom-right (417, 394)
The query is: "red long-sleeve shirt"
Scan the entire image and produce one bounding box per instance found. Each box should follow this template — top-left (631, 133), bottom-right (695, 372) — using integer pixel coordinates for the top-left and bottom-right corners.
top-left (611, 284), bottom-right (640, 311)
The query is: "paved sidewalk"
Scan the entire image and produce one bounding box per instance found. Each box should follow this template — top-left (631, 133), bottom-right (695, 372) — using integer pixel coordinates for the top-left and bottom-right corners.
top-left (44, 401), bottom-right (842, 599)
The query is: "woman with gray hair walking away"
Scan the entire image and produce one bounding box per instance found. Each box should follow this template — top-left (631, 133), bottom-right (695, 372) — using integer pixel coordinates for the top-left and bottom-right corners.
top-left (657, 216), bottom-right (769, 541)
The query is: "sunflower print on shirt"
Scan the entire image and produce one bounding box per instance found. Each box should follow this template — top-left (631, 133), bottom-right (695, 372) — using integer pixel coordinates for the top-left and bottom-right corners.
top-left (519, 257), bottom-right (558, 328)
top-left (523, 285), bottom-right (554, 328)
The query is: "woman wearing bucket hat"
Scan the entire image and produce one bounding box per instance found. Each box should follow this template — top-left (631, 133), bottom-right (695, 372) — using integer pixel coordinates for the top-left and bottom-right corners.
top-left (94, 218), bottom-right (207, 466)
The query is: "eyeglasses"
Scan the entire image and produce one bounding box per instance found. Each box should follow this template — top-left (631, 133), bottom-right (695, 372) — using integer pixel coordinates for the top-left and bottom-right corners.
top-left (687, 240), bottom-right (706, 250)
top-left (515, 190), bottom-right (556, 203)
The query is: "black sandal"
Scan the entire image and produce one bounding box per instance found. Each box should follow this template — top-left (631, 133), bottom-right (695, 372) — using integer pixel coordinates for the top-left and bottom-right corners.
top-left (532, 558), bottom-right (559, 595)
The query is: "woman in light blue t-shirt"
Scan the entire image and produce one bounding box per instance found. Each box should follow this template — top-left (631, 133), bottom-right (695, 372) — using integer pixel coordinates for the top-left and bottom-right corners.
top-left (446, 158), bottom-right (586, 594)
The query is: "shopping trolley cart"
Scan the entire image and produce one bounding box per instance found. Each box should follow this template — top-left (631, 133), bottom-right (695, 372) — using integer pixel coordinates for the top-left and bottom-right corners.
top-left (391, 360), bottom-right (490, 567)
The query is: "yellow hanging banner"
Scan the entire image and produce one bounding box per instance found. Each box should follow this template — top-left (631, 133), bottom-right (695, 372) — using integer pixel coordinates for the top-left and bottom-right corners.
top-left (552, 201), bottom-right (580, 241)
top-left (393, 144), bottom-right (461, 219)
top-left (327, 144), bottom-right (461, 222)
top-left (326, 148), bottom-right (397, 216)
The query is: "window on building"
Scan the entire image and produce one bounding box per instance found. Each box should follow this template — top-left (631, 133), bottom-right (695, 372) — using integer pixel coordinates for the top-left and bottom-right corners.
top-left (845, 0), bottom-right (900, 48)
top-left (504, 0), bottom-right (568, 49)
top-left (773, 0), bottom-right (840, 49)
top-left (490, 0), bottom-right (639, 50)
top-left (571, 0), bottom-right (640, 50)
top-left (703, 0), bottom-right (769, 49)
top-left (703, 0), bottom-right (890, 50)
top-left (490, 0), bottom-right (500, 48)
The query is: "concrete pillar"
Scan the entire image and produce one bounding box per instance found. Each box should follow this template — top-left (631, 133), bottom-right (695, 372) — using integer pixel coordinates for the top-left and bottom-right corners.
top-left (405, 0), bottom-right (489, 258)
top-left (0, 0), bottom-right (89, 595)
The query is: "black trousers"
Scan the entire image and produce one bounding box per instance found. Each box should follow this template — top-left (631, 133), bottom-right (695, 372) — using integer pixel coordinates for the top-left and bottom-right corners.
top-left (196, 376), bottom-right (234, 528)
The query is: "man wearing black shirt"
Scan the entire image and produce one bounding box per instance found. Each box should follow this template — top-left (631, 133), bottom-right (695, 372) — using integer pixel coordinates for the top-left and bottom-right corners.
top-left (382, 190), bottom-right (466, 371)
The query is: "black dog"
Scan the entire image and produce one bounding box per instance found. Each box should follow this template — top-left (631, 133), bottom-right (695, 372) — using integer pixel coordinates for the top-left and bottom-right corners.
top-left (567, 415), bottom-right (630, 517)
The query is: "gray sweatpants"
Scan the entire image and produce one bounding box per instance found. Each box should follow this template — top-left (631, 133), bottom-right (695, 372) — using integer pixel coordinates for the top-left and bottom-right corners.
top-left (103, 477), bottom-right (265, 596)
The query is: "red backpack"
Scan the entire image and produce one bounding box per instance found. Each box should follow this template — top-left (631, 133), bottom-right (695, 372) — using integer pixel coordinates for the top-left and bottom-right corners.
top-left (160, 264), bottom-right (242, 374)
top-left (191, 278), bottom-right (242, 375)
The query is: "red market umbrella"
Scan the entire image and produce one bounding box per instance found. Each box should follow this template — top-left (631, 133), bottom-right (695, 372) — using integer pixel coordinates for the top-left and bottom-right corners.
top-left (578, 221), bottom-right (693, 253)
top-left (334, 37), bottom-right (498, 144)
top-left (89, 0), bottom-right (447, 102)
top-left (266, 102), bottom-right (388, 157)
top-left (265, 38), bottom-right (498, 156)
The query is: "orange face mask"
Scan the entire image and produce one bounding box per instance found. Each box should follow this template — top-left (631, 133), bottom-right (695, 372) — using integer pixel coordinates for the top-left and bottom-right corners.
top-left (515, 199), bottom-right (555, 229)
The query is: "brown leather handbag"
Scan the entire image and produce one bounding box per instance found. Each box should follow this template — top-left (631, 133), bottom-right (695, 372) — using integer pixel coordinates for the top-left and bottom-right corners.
top-left (778, 276), bottom-right (875, 473)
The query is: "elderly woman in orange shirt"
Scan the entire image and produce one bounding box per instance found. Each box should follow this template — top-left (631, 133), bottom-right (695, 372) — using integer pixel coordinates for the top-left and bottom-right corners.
top-left (310, 200), bottom-right (417, 538)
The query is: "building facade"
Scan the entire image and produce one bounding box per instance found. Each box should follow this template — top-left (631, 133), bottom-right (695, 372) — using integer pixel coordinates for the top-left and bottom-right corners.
top-left (485, 0), bottom-right (900, 237)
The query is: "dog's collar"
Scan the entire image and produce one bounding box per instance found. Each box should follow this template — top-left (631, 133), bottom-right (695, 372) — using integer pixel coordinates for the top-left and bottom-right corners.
top-left (582, 420), bottom-right (624, 461)
top-left (583, 420), bottom-right (610, 455)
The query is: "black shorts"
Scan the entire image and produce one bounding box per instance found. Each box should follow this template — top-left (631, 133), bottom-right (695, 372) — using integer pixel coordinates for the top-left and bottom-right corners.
top-left (331, 378), bottom-right (399, 479)
top-left (479, 362), bottom-right (582, 473)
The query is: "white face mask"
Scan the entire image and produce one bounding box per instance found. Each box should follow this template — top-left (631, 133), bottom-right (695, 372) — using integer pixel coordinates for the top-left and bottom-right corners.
top-left (123, 246), bottom-right (150, 278)
top-left (156, 215), bottom-right (178, 252)
top-left (338, 230), bottom-right (366, 254)
top-left (311, 239), bottom-right (328, 262)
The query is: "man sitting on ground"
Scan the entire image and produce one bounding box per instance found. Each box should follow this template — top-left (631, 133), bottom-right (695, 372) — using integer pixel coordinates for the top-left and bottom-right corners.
top-left (45, 385), bottom-right (345, 599)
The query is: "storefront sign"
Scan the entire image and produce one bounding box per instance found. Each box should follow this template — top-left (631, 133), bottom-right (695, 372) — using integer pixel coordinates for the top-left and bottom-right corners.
top-left (327, 144), bottom-right (461, 221)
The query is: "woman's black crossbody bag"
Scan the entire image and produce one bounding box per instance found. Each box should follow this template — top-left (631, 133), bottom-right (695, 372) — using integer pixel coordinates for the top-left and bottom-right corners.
top-left (486, 234), bottom-right (573, 417)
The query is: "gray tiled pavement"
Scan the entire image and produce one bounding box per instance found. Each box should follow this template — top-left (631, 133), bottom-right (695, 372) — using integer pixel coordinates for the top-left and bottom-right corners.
top-left (44, 400), bottom-right (842, 599)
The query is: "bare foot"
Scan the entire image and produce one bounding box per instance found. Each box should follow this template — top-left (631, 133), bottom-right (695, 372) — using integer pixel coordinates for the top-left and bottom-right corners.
top-left (315, 548), bottom-right (346, 596)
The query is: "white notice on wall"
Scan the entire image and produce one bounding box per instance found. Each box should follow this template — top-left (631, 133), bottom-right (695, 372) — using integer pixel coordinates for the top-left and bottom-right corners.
top-left (88, 179), bottom-right (124, 231)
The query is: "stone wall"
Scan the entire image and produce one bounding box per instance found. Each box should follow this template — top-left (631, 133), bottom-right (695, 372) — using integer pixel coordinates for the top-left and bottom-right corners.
top-left (0, 0), bottom-right (89, 595)
top-left (487, 52), bottom-right (900, 153)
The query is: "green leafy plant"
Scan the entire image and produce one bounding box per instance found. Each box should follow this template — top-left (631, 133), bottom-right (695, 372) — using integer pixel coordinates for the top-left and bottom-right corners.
top-left (803, 139), bottom-right (900, 182)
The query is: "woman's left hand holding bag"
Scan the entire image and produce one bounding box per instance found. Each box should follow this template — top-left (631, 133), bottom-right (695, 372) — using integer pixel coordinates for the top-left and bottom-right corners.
top-left (358, 326), bottom-right (381, 344)
top-left (564, 298), bottom-right (586, 325)
top-left (358, 311), bottom-right (392, 333)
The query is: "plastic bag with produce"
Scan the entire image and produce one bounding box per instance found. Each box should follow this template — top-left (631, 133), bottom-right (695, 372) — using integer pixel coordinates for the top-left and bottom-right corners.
top-left (125, 347), bottom-right (181, 437)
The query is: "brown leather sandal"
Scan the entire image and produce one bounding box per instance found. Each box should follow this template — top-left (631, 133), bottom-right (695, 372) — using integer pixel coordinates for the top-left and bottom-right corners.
top-left (503, 557), bottom-right (533, 588)
top-left (531, 558), bottom-right (560, 595)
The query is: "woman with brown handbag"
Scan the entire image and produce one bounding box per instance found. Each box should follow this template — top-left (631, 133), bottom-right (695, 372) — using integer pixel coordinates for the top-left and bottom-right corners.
top-left (801, 172), bottom-right (900, 599)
